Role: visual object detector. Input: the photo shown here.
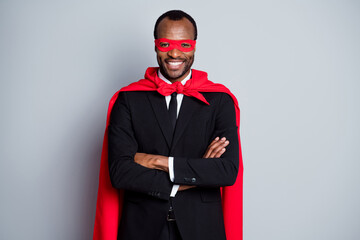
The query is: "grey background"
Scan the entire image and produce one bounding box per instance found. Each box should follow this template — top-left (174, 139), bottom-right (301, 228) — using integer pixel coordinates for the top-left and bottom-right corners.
top-left (0, 0), bottom-right (359, 239)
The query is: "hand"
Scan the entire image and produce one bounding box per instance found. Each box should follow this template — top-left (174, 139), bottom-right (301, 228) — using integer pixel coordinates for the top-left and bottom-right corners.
top-left (178, 137), bottom-right (229, 192)
top-left (203, 137), bottom-right (229, 158)
top-left (178, 185), bottom-right (196, 191)
top-left (134, 153), bottom-right (169, 172)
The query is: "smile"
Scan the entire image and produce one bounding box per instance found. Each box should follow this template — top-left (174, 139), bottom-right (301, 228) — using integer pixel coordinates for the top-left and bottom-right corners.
top-left (167, 61), bottom-right (183, 66)
top-left (166, 61), bottom-right (184, 70)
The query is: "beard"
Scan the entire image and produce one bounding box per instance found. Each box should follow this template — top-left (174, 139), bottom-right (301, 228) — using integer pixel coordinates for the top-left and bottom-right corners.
top-left (158, 55), bottom-right (194, 82)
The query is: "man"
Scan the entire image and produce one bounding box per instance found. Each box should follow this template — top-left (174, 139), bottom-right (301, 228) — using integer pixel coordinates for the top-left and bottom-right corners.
top-left (93, 10), bottom-right (243, 240)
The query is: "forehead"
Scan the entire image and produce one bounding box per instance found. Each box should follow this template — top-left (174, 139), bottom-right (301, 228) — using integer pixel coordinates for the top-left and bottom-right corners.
top-left (157, 17), bottom-right (195, 40)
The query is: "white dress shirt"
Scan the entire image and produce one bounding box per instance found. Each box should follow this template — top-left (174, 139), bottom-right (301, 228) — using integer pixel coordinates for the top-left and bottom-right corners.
top-left (158, 70), bottom-right (192, 197)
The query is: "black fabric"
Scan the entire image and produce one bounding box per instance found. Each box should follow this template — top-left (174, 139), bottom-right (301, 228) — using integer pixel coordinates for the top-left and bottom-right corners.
top-left (109, 91), bottom-right (239, 240)
top-left (158, 198), bottom-right (182, 240)
top-left (158, 221), bottom-right (182, 240)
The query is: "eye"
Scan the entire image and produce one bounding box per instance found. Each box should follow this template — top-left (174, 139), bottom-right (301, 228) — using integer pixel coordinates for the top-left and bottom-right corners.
top-left (159, 42), bottom-right (170, 48)
top-left (181, 43), bottom-right (191, 48)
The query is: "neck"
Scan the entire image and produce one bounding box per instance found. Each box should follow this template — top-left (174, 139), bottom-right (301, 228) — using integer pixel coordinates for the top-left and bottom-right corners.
top-left (159, 69), bottom-right (191, 83)
top-left (158, 69), bottom-right (192, 84)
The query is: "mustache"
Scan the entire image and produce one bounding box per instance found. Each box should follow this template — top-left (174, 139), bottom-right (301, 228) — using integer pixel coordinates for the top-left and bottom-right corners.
top-left (165, 57), bottom-right (186, 61)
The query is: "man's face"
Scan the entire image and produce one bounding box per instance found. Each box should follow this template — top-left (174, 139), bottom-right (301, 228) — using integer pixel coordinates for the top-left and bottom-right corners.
top-left (155, 17), bottom-right (196, 82)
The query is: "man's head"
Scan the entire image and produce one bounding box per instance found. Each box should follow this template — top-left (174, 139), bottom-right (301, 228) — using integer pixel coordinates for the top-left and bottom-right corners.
top-left (154, 10), bottom-right (197, 82)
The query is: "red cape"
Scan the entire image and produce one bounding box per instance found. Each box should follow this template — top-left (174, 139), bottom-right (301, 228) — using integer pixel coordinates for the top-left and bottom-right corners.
top-left (93, 67), bottom-right (243, 240)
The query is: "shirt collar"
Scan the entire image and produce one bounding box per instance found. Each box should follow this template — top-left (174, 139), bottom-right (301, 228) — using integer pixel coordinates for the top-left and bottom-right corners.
top-left (158, 69), bottom-right (192, 85)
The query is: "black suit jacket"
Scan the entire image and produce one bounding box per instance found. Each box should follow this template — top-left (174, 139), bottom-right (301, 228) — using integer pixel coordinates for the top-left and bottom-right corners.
top-left (108, 90), bottom-right (239, 240)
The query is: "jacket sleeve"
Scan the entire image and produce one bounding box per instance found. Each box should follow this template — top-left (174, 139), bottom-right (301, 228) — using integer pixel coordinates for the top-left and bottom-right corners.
top-left (108, 92), bottom-right (172, 200)
top-left (173, 93), bottom-right (239, 187)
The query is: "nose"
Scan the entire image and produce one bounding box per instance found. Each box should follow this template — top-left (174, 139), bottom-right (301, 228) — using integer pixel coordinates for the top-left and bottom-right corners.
top-left (167, 48), bottom-right (182, 58)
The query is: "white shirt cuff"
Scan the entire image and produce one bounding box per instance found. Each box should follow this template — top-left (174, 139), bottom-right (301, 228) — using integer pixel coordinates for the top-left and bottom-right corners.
top-left (168, 156), bottom-right (175, 182)
top-left (170, 185), bottom-right (180, 197)
top-left (168, 157), bottom-right (179, 197)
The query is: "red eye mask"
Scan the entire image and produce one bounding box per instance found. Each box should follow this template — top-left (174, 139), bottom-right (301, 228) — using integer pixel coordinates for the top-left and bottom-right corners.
top-left (155, 38), bottom-right (196, 52)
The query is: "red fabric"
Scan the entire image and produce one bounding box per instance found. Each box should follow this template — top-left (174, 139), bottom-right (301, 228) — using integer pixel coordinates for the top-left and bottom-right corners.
top-left (93, 67), bottom-right (243, 240)
top-left (155, 38), bottom-right (196, 52)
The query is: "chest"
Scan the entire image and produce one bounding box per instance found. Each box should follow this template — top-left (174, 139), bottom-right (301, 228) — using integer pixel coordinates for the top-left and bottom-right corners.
top-left (126, 91), bottom-right (221, 155)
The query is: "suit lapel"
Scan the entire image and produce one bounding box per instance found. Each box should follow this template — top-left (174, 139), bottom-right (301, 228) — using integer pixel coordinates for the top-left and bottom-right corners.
top-left (147, 92), bottom-right (173, 148)
top-left (171, 96), bottom-right (203, 150)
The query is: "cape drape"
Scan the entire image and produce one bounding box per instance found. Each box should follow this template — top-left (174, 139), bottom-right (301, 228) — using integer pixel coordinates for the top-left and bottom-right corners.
top-left (93, 67), bottom-right (243, 240)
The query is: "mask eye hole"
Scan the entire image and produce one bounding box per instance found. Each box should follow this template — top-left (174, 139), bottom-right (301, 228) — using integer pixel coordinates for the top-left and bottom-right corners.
top-left (181, 43), bottom-right (191, 48)
top-left (159, 42), bottom-right (170, 48)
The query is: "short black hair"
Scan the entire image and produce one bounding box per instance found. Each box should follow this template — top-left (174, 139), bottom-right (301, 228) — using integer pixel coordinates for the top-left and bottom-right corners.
top-left (154, 10), bottom-right (197, 40)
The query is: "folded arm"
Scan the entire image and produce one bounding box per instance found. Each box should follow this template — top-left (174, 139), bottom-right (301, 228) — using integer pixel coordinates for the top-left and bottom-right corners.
top-left (173, 94), bottom-right (239, 187)
top-left (135, 94), bottom-right (239, 188)
top-left (134, 136), bottom-right (230, 191)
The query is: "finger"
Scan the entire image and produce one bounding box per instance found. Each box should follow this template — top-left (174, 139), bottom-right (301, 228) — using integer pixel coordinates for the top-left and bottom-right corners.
top-left (217, 140), bottom-right (230, 158)
top-left (208, 139), bottom-right (229, 158)
top-left (214, 148), bottom-right (226, 158)
top-left (209, 147), bottom-right (223, 158)
top-left (134, 153), bottom-right (139, 162)
top-left (206, 137), bottom-right (221, 150)
top-left (180, 185), bottom-right (196, 191)
top-left (204, 139), bottom-right (224, 158)
top-left (209, 140), bottom-right (229, 158)
top-left (223, 140), bottom-right (230, 147)
top-left (203, 137), bottom-right (221, 158)
top-left (206, 138), bottom-right (226, 158)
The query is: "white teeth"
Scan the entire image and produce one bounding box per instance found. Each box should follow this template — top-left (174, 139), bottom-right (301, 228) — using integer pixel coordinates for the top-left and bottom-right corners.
top-left (168, 62), bottom-right (182, 66)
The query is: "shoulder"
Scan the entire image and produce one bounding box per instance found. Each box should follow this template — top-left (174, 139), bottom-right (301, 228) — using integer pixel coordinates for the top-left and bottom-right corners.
top-left (202, 92), bottom-right (234, 106)
top-left (113, 90), bottom-right (150, 104)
